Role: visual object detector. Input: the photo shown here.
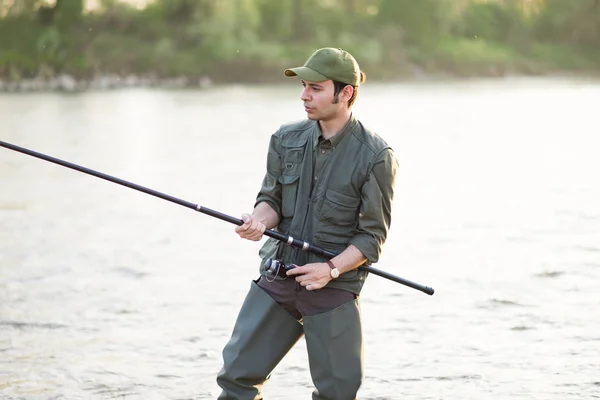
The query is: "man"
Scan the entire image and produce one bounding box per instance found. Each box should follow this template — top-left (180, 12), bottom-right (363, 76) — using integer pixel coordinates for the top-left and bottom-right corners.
top-left (216, 47), bottom-right (398, 400)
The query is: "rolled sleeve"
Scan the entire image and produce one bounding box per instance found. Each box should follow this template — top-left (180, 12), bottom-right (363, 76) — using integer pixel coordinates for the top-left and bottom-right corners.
top-left (254, 132), bottom-right (283, 218)
top-left (350, 148), bottom-right (398, 264)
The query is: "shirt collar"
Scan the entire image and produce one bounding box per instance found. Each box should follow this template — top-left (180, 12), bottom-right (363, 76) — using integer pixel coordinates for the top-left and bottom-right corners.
top-left (312, 114), bottom-right (357, 148)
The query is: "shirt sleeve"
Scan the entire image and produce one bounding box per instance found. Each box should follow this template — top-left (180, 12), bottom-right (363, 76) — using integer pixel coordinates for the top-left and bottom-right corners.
top-left (254, 131), bottom-right (283, 218)
top-left (350, 147), bottom-right (398, 264)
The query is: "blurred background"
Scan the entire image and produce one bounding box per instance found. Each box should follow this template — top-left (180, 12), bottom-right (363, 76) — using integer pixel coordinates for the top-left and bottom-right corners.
top-left (1, 0), bottom-right (600, 89)
top-left (1, 1), bottom-right (600, 400)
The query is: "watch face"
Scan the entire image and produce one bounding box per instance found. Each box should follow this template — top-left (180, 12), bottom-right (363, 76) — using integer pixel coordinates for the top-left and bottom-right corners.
top-left (331, 268), bottom-right (340, 278)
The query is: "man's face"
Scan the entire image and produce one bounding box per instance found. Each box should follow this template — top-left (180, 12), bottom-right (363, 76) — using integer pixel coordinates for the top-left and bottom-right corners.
top-left (300, 79), bottom-right (344, 121)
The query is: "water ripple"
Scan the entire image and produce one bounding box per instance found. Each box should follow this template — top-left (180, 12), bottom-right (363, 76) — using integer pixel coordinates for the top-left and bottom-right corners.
top-left (510, 325), bottom-right (535, 331)
top-left (573, 246), bottom-right (600, 253)
top-left (425, 374), bottom-right (483, 381)
top-left (112, 266), bottom-right (149, 279)
top-left (534, 271), bottom-right (565, 278)
top-left (480, 299), bottom-right (528, 309)
top-left (0, 320), bottom-right (67, 330)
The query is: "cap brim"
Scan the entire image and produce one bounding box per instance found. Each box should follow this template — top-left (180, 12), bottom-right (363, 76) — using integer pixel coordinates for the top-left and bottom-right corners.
top-left (284, 66), bottom-right (329, 82)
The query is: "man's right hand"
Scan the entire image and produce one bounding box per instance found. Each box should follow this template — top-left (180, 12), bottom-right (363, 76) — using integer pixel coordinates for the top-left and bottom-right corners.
top-left (235, 213), bottom-right (266, 241)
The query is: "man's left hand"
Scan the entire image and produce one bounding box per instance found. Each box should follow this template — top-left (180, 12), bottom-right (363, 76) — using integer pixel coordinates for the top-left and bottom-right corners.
top-left (286, 262), bottom-right (332, 291)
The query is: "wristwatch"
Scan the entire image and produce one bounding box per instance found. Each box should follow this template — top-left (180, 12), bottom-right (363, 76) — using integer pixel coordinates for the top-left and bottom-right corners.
top-left (327, 260), bottom-right (340, 279)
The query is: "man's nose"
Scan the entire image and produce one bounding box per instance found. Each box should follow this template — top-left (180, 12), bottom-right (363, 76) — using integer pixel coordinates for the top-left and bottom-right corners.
top-left (301, 88), bottom-right (310, 101)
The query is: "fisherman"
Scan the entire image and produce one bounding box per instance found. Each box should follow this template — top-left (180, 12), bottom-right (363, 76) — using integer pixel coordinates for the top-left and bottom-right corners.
top-left (216, 47), bottom-right (399, 400)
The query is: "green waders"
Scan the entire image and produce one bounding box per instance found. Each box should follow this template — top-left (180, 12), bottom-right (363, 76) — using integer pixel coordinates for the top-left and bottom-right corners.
top-left (303, 298), bottom-right (363, 400)
top-left (216, 281), bottom-right (304, 399)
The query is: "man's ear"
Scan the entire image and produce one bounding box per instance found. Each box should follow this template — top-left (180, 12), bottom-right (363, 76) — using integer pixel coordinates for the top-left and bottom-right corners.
top-left (343, 85), bottom-right (354, 102)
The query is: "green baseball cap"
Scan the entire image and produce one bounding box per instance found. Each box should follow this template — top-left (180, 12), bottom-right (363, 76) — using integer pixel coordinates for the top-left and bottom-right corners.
top-left (284, 47), bottom-right (363, 86)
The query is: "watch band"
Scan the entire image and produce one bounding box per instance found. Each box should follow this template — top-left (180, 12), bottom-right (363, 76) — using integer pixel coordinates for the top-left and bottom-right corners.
top-left (327, 260), bottom-right (340, 279)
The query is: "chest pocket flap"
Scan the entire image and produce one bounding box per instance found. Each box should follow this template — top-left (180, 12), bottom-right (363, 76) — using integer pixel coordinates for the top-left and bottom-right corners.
top-left (325, 189), bottom-right (360, 208)
top-left (321, 189), bottom-right (361, 225)
top-left (282, 138), bottom-right (307, 165)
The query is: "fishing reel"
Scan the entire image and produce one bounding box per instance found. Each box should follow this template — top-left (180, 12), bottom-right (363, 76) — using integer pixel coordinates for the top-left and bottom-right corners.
top-left (264, 258), bottom-right (296, 278)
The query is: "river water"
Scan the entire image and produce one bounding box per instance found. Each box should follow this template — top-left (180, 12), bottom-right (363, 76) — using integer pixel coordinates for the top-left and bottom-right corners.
top-left (0, 78), bottom-right (599, 399)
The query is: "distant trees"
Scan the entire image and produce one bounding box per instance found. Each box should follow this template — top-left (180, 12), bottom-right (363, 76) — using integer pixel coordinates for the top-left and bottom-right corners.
top-left (1, 0), bottom-right (599, 81)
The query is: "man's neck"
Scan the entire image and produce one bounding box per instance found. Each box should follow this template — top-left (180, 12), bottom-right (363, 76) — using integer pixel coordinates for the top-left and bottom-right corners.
top-left (319, 110), bottom-right (352, 140)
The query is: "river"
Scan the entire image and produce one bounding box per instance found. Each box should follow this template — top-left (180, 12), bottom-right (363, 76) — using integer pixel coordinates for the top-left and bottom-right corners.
top-left (1, 78), bottom-right (599, 399)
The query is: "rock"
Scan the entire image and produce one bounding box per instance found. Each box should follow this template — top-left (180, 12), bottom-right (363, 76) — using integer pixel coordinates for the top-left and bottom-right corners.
top-left (0, 73), bottom-right (217, 92)
top-left (161, 76), bottom-right (188, 88)
top-left (18, 78), bottom-right (47, 92)
top-left (124, 74), bottom-right (140, 87)
top-left (55, 74), bottom-right (78, 92)
top-left (411, 64), bottom-right (427, 80)
top-left (198, 75), bottom-right (214, 89)
top-left (6, 81), bottom-right (20, 92)
top-left (89, 74), bottom-right (120, 90)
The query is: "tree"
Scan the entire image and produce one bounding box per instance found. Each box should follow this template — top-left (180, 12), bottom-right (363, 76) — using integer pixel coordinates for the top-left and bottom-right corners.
top-left (377, 0), bottom-right (449, 48)
top-left (4, 0), bottom-right (39, 17)
top-left (56, 0), bottom-right (83, 27)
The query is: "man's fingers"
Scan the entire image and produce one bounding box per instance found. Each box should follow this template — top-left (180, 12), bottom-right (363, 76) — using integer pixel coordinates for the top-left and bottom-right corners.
top-left (236, 213), bottom-right (259, 236)
top-left (235, 224), bottom-right (249, 232)
top-left (305, 282), bottom-right (323, 291)
top-left (249, 232), bottom-right (263, 241)
top-left (286, 266), bottom-right (305, 276)
top-left (235, 219), bottom-right (250, 233)
top-left (295, 273), bottom-right (311, 282)
top-left (241, 213), bottom-right (253, 228)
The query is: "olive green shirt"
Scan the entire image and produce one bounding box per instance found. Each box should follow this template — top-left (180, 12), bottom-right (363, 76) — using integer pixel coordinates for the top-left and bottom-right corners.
top-left (256, 115), bottom-right (398, 294)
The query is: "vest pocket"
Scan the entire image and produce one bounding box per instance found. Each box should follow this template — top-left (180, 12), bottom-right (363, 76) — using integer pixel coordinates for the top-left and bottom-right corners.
top-left (320, 189), bottom-right (360, 224)
top-left (282, 138), bottom-right (307, 175)
top-left (317, 189), bottom-right (360, 243)
top-left (278, 174), bottom-right (300, 218)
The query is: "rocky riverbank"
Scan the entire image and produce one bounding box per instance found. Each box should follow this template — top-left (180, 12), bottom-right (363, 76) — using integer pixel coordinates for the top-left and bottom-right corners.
top-left (0, 74), bottom-right (215, 92)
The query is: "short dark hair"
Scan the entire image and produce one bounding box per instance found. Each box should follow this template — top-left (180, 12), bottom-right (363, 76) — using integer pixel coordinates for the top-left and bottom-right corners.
top-left (332, 71), bottom-right (365, 107)
top-left (333, 81), bottom-right (358, 107)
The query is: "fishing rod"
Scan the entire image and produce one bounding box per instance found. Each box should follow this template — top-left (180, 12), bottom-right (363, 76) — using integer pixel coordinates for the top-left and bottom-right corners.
top-left (0, 139), bottom-right (434, 295)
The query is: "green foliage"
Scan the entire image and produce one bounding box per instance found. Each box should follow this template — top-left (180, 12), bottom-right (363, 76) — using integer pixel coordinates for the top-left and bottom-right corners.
top-left (532, 0), bottom-right (600, 46)
top-left (433, 37), bottom-right (524, 72)
top-left (0, 50), bottom-right (36, 79)
top-left (3, 0), bottom-right (38, 17)
top-left (36, 26), bottom-right (64, 64)
top-left (56, 0), bottom-right (83, 26)
top-left (0, 0), bottom-right (599, 82)
top-left (378, 0), bottom-right (449, 49)
top-left (458, 2), bottom-right (516, 42)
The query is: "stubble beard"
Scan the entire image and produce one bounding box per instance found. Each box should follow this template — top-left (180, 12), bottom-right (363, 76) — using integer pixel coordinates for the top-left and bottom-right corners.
top-left (306, 94), bottom-right (341, 121)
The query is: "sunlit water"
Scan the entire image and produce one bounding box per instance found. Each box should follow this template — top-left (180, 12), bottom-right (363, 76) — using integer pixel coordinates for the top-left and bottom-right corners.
top-left (1, 78), bottom-right (599, 399)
